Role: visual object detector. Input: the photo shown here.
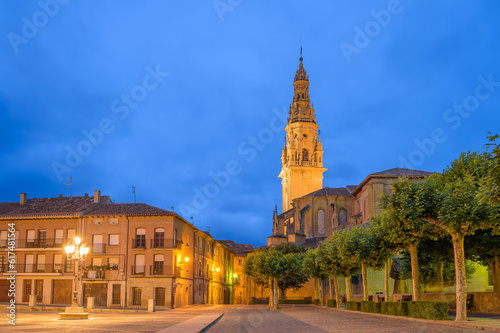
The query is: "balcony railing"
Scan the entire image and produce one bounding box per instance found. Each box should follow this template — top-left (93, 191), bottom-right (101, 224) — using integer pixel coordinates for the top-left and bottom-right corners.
top-left (85, 270), bottom-right (105, 279)
top-left (13, 263), bottom-right (68, 274)
top-left (150, 264), bottom-right (164, 275)
top-left (2, 238), bottom-right (64, 249)
top-left (132, 238), bottom-right (183, 249)
top-left (91, 243), bottom-right (106, 254)
top-left (131, 265), bottom-right (145, 276)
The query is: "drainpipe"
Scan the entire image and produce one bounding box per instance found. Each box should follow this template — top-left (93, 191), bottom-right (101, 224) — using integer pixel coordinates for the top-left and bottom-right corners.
top-left (193, 230), bottom-right (198, 305)
top-left (125, 216), bottom-right (130, 308)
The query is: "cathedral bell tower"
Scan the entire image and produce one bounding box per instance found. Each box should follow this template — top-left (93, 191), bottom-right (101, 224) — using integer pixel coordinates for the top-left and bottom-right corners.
top-left (278, 54), bottom-right (327, 211)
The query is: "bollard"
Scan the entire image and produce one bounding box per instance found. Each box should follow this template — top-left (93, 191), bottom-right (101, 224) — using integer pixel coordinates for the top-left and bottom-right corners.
top-left (87, 297), bottom-right (95, 311)
top-left (29, 295), bottom-right (36, 308)
top-left (148, 299), bottom-right (155, 312)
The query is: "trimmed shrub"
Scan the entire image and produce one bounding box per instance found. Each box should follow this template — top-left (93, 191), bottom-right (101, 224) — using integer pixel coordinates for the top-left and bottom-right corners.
top-left (314, 299), bottom-right (321, 305)
top-left (380, 302), bottom-right (410, 316)
top-left (361, 301), bottom-right (381, 313)
top-left (327, 299), bottom-right (336, 308)
top-left (251, 297), bottom-right (269, 304)
top-left (346, 301), bottom-right (361, 311)
top-left (279, 298), bottom-right (312, 304)
top-left (407, 301), bottom-right (448, 320)
top-left (380, 301), bottom-right (448, 320)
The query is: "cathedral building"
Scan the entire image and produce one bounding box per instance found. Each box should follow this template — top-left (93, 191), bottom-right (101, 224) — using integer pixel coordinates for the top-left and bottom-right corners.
top-left (268, 56), bottom-right (432, 248)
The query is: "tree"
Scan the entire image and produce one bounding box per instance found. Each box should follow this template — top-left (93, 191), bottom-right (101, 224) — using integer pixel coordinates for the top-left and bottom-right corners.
top-left (317, 242), bottom-right (342, 308)
top-left (419, 152), bottom-right (499, 321)
top-left (465, 229), bottom-right (500, 292)
top-left (379, 179), bottom-right (442, 301)
top-left (478, 133), bottom-right (500, 205)
top-left (303, 247), bottom-right (326, 304)
top-left (270, 242), bottom-right (308, 298)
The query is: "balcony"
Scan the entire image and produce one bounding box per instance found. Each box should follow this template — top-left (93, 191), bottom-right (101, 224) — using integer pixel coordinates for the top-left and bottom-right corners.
top-left (150, 264), bottom-right (164, 275)
top-left (131, 265), bottom-right (145, 276)
top-left (91, 243), bottom-right (106, 254)
top-left (85, 270), bottom-right (106, 279)
top-left (132, 238), bottom-right (183, 249)
top-left (11, 263), bottom-right (69, 274)
top-left (3, 238), bottom-right (64, 249)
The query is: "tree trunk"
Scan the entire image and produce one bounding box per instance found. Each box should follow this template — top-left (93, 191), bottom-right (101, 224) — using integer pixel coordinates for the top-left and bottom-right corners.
top-left (437, 262), bottom-right (444, 293)
top-left (333, 276), bottom-right (341, 308)
top-left (361, 262), bottom-right (368, 301)
top-left (315, 278), bottom-right (320, 301)
top-left (385, 258), bottom-right (390, 302)
top-left (490, 256), bottom-right (500, 293)
top-left (269, 278), bottom-right (274, 309)
top-left (393, 278), bottom-right (400, 294)
top-left (345, 276), bottom-right (352, 301)
top-left (329, 276), bottom-right (334, 300)
top-left (320, 277), bottom-right (325, 305)
top-left (452, 234), bottom-right (467, 321)
top-left (273, 277), bottom-right (279, 310)
top-left (408, 243), bottom-right (420, 301)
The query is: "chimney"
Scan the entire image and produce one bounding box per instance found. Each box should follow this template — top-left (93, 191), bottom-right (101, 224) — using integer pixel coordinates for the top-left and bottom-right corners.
top-left (59, 194), bottom-right (63, 198)
top-left (94, 190), bottom-right (101, 203)
top-left (20, 193), bottom-right (27, 205)
top-left (84, 193), bottom-right (88, 197)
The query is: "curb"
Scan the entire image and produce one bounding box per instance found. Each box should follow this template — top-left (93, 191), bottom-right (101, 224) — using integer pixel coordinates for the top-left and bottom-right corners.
top-left (325, 307), bottom-right (500, 332)
top-left (155, 313), bottom-right (224, 333)
top-left (199, 313), bottom-right (224, 333)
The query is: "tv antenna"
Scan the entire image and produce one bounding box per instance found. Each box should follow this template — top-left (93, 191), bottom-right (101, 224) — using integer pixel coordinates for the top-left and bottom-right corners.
top-left (65, 176), bottom-right (73, 197)
top-left (128, 185), bottom-right (136, 203)
top-left (170, 206), bottom-right (175, 212)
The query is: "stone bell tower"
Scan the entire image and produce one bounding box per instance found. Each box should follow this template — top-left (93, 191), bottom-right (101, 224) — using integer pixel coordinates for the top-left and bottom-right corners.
top-left (278, 54), bottom-right (327, 212)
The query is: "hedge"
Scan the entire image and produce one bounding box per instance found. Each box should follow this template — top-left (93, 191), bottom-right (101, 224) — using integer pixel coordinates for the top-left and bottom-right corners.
top-left (327, 299), bottom-right (337, 308)
top-left (279, 298), bottom-right (312, 304)
top-left (346, 301), bottom-right (361, 311)
top-left (380, 301), bottom-right (448, 320)
top-left (361, 301), bottom-right (381, 313)
top-left (314, 299), bottom-right (321, 305)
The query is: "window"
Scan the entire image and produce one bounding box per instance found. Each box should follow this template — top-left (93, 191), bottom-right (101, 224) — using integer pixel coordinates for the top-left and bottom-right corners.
top-left (135, 229), bottom-right (146, 248)
top-left (198, 261), bottom-right (202, 276)
top-left (318, 210), bottom-right (325, 235)
top-left (65, 254), bottom-right (74, 273)
top-left (37, 254), bottom-right (45, 272)
top-left (93, 219), bottom-right (102, 225)
top-left (67, 229), bottom-right (75, 243)
top-left (238, 260), bottom-right (242, 265)
top-left (26, 230), bottom-right (35, 248)
top-left (153, 255), bottom-right (164, 275)
top-left (199, 284), bottom-right (202, 296)
top-left (108, 257), bottom-right (119, 268)
top-left (54, 229), bottom-right (64, 245)
top-left (302, 149), bottom-right (309, 161)
top-left (93, 234), bottom-right (104, 253)
top-left (0, 230), bottom-right (7, 248)
top-left (25, 254), bottom-right (34, 273)
top-left (0, 255), bottom-right (5, 273)
top-left (186, 235), bottom-right (189, 246)
top-left (109, 234), bottom-right (119, 246)
top-left (339, 209), bottom-right (347, 226)
top-left (132, 287), bottom-right (142, 305)
top-left (53, 254), bottom-right (63, 272)
top-left (135, 254), bottom-right (145, 274)
top-left (173, 229), bottom-right (177, 248)
top-left (109, 218), bottom-right (118, 225)
top-left (154, 228), bottom-right (164, 248)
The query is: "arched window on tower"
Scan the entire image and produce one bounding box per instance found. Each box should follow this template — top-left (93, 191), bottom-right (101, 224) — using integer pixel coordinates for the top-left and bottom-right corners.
top-left (302, 149), bottom-right (309, 161)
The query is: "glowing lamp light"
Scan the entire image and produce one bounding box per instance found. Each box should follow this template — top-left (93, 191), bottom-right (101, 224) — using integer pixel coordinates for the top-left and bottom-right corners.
top-left (80, 246), bottom-right (89, 256)
top-left (184, 257), bottom-right (189, 263)
top-left (233, 273), bottom-right (237, 278)
top-left (216, 267), bottom-right (220, 272)
top-left (65, 244), bottom-right (75, 254)
top-left (74, 236), bottom-right (81, 246)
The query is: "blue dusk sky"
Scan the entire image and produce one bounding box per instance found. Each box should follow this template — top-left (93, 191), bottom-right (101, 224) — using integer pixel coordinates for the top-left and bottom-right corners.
top-left (1, 1), bottom-right (499, 246)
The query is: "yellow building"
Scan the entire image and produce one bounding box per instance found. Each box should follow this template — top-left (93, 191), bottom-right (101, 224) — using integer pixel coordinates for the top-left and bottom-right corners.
top-left (0, 191), bottom-right (237, 308)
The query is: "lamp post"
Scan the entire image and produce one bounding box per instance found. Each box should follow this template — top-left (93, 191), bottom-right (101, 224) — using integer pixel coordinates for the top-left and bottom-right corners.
top-left (65, 236), bottom-right (89, 307)
top-left (59, 236), bottom-right (91, 319)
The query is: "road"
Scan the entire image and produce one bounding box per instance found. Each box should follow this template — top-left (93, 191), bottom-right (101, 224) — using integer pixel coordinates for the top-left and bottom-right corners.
top-left (206, 304), bottom-right (491, 333)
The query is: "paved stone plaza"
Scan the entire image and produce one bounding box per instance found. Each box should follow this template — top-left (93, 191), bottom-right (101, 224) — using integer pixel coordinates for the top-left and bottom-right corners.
top-left (1, 305), bottom-right (499, 333)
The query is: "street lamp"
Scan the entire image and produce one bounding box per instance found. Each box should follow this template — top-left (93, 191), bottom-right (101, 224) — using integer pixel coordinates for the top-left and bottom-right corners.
top-left (65, 236), bottom-right (89, 307)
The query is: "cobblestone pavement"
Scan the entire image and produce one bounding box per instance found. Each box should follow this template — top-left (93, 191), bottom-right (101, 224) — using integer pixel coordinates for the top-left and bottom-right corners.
top-left (207, 305), bottom-right (495, 333)
top-left (0, 310), bottom-right (198, 333)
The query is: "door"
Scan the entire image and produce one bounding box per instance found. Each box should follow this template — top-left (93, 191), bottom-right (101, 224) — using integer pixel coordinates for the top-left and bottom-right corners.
top-left (38, 230), bottom-right (47, 247)
top-left (83, 283), bottom-right (108, 306)
top-left (26, 230), bottom-right (35, 248)
top-left (23, 280), bottom-right (32, 302)
top-left (132, 287), bottom-right (141, 305)
top-left (35, 280), bottom-right (43, 303)
top-left (25, 254), bottom-right (34, 273)
top-left (155, 287), bottom-right (165, 306)
top-left (0, 280), bottom-right (10, 302)
top-left (93, 235), bottom-right (103, 254)
top-left (52, 280), bottom-right (72, 304)
top-left (112, 284), bottom-right (121, 305)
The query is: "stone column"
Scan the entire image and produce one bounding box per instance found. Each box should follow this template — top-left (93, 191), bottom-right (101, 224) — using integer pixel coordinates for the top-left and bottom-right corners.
top-left (87, 297), bottom-right (95, 311)
top-left (148, 299), bottom-right (155, 312)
